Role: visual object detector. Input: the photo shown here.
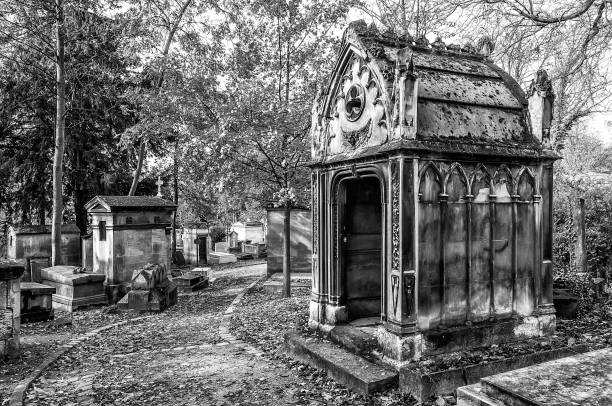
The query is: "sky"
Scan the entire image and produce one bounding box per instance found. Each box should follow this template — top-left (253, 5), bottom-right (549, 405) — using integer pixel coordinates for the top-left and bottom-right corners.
top-left (584, 112), bottom-right (612, 146)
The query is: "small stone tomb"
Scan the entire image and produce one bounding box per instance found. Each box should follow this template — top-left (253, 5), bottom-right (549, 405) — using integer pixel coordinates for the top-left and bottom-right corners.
top-left (41, 266), bottom-right (107, 312)
top-left (457, 347), bottom-right (612, 405)
top-left (1, 259), bottom-right (25, 359)
top-left (181, 227), bottom-right (210, 266)
top-left (173, 271), bottom-right (208, 293)
top-left (189, 267), bottom-right (212, 280)
top-left (117, 264), bottom-right (177, 311)
top-left (7, 224), bottom-right (81, 265)
top-left (20, 282), bottom-right (56, 323)
top-left (85, 195), bottom-right (177, 303)
top-left (208, 251), bottom-right (237, 264)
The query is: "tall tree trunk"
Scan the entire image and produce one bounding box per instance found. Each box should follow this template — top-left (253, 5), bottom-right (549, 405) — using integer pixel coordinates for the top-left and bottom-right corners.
top-left (128, 141), bottom-right (146, 196)
top-left (283, 204), bottom-right (291, 297)
top-left (51, 0), bottom-right (66, 266)
top-left (128, 0), bottom-right (192, 195)
top-left (172, 136), bottom-right (179, 261)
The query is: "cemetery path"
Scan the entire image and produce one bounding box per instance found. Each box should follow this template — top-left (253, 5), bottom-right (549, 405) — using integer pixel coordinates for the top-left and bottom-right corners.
top-left (20, 263), bottom-right (347, 406)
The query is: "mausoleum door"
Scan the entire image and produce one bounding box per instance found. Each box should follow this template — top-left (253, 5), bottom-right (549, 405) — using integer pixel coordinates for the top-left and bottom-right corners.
top-left (340, 177), bottom-right (382, 319)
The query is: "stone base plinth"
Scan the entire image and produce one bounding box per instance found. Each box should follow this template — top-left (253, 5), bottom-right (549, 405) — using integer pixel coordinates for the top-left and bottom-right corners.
top-left (1, 259), bottom-right (25, 359)
top-left (209, 252), bottom-right (237, 264)
top-left (41, 266), bottom-right (107, 312)
top-left (20, 282), bottom-right (56, 323)
top-left (174, 273), bottom-right (208, 293)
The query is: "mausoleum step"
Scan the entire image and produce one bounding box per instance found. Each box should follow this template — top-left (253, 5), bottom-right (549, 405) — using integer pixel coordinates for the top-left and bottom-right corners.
top-left (284, 332), bottom-right (398, 395)
top-left (457, 384), bottom-right (505, 406)
top-left (329, 324), bottom-right (381, 358)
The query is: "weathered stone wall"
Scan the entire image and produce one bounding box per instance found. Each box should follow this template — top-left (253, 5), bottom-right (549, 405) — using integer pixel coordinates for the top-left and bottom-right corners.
top-left (7, 227), bottom-right (81, 265)
top-left (0, 260), bottom-right (24, 359)
top-left (112, 227), bottom-right (169, 286)
top-left (266, 208), bottom-right (312, 275)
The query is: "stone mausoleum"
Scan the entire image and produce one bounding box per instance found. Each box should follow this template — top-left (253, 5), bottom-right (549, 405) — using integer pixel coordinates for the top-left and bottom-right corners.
top-left (85, 196), bottom-right (176, 302)
top-left (309, 22), bottom-right (558, 363)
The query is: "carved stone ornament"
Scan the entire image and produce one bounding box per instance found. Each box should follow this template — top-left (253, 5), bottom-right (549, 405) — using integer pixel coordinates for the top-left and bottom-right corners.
top-left (403, 273), bottom-right (415, 317)
top-left (345, 84), bottom-right (365, 122)
top-left (391, 160), bottom-right (400, 272)
top-left (391, 274), bottom-right (400, 315)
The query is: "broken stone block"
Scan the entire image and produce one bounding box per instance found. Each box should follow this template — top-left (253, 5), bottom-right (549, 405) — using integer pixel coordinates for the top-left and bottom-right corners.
top-left (131, 264), bottom-right (167, 290)
top-left (118, 264), bottom-right (177, 312)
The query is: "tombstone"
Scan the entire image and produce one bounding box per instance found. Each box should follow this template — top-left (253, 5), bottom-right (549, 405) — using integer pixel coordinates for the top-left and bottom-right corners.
top-left (0, 259), bottom-right (25, 359)
top-left (181, 227), bottom-right (210, 266)
top-left (6, 224), bottom-right (81, 265)
top-left (228, 230), bottom-right (239, 248)
top-left (308, 22), bottom-right (559, 366)
top-left (214, 241), bottom-right (229, 253)
top-left (85, 196), bottom-right (177, 303)
top-left (266, 207), bottom-right (312, 276)
top-left (208, 251), bottom-right (237, 264)
top-left (81, 233), bottom-right (93, 272)
top-left (41, 266), bottom-right (107, 312)
top-left (117, 264), bottom-right (177, 311)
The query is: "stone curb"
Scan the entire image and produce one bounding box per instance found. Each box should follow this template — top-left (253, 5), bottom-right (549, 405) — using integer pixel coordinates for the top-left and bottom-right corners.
top-left (8, 315), bottom-right (154, 406)
top-left (218, 275), bottom-right (268, 354)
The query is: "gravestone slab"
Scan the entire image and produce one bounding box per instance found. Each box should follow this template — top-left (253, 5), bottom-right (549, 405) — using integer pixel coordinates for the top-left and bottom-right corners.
top-left (457, 347), bottom-right (612, 406)
top-left (174, 273), bottom-right (208, 293)
top-left (214, 242), bottom-right (229, 253)
top-left (209, 252), bottom-right (237, 264)
top-left (189, 267), bottom-right (212, 279)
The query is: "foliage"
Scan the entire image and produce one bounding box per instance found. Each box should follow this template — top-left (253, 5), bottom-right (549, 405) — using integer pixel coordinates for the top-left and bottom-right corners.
top-left (208, 225), bottom-right (227, 243)
top-left (553, 130), bottom-right (612, 281)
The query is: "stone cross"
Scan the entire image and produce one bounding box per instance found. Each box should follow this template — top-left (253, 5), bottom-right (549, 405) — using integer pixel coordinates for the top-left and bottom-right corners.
top-left (156, 176), bottom-right (163, 198)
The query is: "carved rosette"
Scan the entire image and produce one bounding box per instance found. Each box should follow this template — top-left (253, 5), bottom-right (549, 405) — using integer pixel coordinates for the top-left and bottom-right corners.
top-left (327, 54), bottom-right (388, 155)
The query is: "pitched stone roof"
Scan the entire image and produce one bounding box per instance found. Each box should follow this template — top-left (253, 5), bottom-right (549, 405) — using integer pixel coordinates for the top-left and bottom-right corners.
top-left (310, 21), bottom-right (559, 164)
top-left (85, 196), bottom-right (177, 212)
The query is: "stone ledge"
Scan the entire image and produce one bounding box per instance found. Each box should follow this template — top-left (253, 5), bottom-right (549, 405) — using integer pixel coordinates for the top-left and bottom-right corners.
top-left (284, 332), bottom-right (398, 395)
top-left (400, 343), bottom-right (590, 401)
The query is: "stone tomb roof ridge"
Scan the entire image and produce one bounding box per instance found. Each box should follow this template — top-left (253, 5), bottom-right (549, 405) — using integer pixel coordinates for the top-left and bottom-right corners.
top-left (9, 223), bottom-right (80, 235)
top-left (85, 195), bottom-right (177, 212)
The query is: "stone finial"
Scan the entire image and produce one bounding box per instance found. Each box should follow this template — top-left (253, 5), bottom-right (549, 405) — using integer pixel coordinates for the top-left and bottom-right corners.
top-left (477, 36), bottom-right (495, 57)
top-left (396, 46), bottom-right (412, 71)
top-left (527, 69), bottom-right (555, 147)
top-left (366, 22), bottom-right (380, 36)
top-left (348, 19), bottom-right (368, 33)
top-left (414, 36), bottom-right (429, 47)
top-left (156, 176), bottom-right (163, 198)
top-left (432, 37), bottom-right (446, 50)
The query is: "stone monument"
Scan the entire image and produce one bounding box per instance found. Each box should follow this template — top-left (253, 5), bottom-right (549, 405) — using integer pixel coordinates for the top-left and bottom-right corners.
top-left (85, 196), bottom-right (177, 303)
top-left (308, 21), bottom-right (558, 364)
top-left (6, 224), bottom-right (81, 265)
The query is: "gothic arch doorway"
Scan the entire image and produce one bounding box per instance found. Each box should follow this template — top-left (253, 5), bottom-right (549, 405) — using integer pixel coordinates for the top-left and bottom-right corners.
top-left (338, 176), bottom-right (383, 320)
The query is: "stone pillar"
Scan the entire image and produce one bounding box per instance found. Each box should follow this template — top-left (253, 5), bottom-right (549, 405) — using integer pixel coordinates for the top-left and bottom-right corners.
top-left (574, 197), bottom-right (587, 274)
top-left (0, 259), bottom-right (25, 359)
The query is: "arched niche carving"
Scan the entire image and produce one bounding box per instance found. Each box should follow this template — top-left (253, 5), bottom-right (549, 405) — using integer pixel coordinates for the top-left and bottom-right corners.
top-left (493, 167), bottom-right (513, 203)
top-left (516, 168), bottom-right (536, 202)
top-left (444, 163), bottom-right (469, 202)
top-left (326, 49), bottom-right (388, 155)
top-left (418, 163), bottom-right (442, 202)
top-left (470, 165), bottom-right (492, 203)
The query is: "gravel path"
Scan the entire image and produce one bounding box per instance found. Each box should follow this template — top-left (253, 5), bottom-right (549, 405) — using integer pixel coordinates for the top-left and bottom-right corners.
top-left (18, 264), bottom-right (363, 406)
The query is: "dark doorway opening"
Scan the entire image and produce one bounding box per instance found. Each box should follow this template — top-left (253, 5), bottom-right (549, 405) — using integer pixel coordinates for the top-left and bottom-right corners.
top-left (340, 176), bottom-right (383, 319)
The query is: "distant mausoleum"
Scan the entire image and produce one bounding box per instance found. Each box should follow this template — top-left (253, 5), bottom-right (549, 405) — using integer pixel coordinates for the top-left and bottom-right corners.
top-left (181, 227), bottom-right (211, 266)
top-left (85, 196), bottom-right (176, 303)
top-left (7, 224), bottom-right (81, 265)
top-left (309, 22), bottom-right (559, 363)
top-left (230, 221), bottom-right (265, 244)
top-left (266, 207), bottom-right (312, 275)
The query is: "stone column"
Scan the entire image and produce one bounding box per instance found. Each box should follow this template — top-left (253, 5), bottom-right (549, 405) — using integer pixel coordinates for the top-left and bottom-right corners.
top-left (0, 259), bottom-right (25, 359)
